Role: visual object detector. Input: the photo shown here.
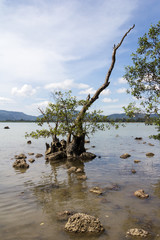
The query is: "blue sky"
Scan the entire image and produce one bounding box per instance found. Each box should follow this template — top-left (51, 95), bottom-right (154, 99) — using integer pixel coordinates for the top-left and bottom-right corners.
top-left (0, 0), bottom-right (159, 116)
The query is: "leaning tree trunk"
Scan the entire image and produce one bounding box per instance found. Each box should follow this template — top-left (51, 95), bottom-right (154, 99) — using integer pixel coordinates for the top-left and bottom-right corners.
top-left (66, 25), bottom-right (135, 159)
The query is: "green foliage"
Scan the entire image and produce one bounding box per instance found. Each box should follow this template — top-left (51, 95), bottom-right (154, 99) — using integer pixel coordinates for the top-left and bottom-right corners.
top-left (25, 91), bottom-right (111, 141)
top-left (124, 21), bottom-right (160, 139)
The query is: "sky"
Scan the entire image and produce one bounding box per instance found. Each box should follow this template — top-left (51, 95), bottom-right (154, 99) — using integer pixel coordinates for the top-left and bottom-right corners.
top-left (0, 0), bottom-right (160, 116)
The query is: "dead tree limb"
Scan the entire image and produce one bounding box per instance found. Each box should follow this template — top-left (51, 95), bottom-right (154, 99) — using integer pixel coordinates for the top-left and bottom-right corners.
top-left (75, 24), bottom-right (135, 127)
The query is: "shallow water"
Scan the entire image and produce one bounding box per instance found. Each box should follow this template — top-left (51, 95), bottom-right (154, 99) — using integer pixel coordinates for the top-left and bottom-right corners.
top-left (0, 123), bottom-right (160, 239)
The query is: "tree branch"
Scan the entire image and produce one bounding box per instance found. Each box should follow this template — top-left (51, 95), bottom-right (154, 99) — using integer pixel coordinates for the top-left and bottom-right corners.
top-left (38, 107), bottom-right (54, 138)
top-left (75, 24), bottom-right (135, 125)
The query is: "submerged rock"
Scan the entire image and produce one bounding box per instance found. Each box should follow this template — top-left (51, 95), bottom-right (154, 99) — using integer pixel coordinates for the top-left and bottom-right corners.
top-left (80, 152), bottom-right (96, 160)
top-left (28, 152), bottom-right (34, 156)
top-left (148, 143), bottom-right (154, 146)
top-left (46, 151), bottom-right (67, 162)
top-left (120, 153), bottom-right (131, 159)
top-left (57, 211), bottom-right (75, 221)
top-left (13, 159), bottom-right (29, 169)
top-left (35, 183), bottom-right (59, 193)
top-left (28, 158), bottom-right (35, 163)
top-left (135, 137), bottom-right (142, 140)
top-left (90, 187), bottom-right (103, 195)
top-left (106, 184), bottom-right (120, 191)
top-left (35, 153), bottom-right (43, 158)
top-left (146, 152), bottom-right (154, 157)
top-left (65, 213), bottom-right (104, 233)
top-left (126, 228), bottom-right (149, 237)
top-left (134, 189), bottom-right (149, 199)
top-left (134, 160), bottom-right (141, 163)
top-left (15, 153), bottom-right (27, 159)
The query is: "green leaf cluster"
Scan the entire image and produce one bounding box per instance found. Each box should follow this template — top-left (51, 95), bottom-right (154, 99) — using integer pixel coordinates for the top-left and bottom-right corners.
top-left (124, 21), bottom-right (160, 139)
top-left (25, 91), bottom-right (111, 141)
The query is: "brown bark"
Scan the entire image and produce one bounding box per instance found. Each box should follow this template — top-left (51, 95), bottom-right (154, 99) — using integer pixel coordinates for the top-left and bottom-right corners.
top-left (75, 24), bottom-right (135, 125)
top-left (67, 25), bottom-right (135, 158)
top-left (66, 134), bottom-right (86, 158)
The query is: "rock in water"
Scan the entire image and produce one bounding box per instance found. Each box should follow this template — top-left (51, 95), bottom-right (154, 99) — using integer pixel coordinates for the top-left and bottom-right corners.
top-left (57, 211), bottom-right (75, 221)
top-left (46, 151), bottom-right (67, 162)
top-left (28, 153), bottom-right (34, 156)
top-left (65, 213), bottom-right (104, 233)
top-left (135, 137), bottom-right (142, 140)
top-left (28, 158), bottom-right (35, 163)
top-left (15, 153), bottom-right (27, 159)
top-left (4, 126), bottom-right (10, 129)
top-left (134, 160), bottom-right (141, 163)
top-left (148, 143), bottom-right (154, 146)
top-left (134, 189), bottom-right (149, 199)
top-left (80, 152), bottom-right (96, 160)
top-left (13, 159), bottom-right (29, 169)
top-left (90, 187), bottom-right (103, 195)
top-left (35, 153), bottom-right (43, 158)
top-left (126, 228), bottom-right (149, 237)
top-left (146, 152), bottom-right (154, 157)
top-left (120, 153), bottom-right (131, 159)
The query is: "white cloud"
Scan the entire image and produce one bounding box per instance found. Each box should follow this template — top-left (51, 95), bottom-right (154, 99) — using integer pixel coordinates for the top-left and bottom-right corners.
top-left (101, 89), bottom-right (111, 95)
top-left (117, 77), bottom-right (127, 84)
top-left (79, 87), bottom-right (111, 97)
top-left (33, 101), bottom-right (50, 109)
top-left (100, 103), bottom-right (129, 114)
top-left (117, 87), bottom-right (127, 93)
top-left (0, 0), bottom-right (137, 86)
top-left (0, 0), bottom-right (138, 114)
top-left (0, 97), bottom-right (14, 104)
top-left (79, 88), bottom-right (96, 95)
top-left (11, 84), bottom-right (37, 97)
top-left (26, 100), bottom-right (50, 116)
top-left (45, 79), bottom-right (73, 91)
top-left (102, 98), bottom-right (118, 103)
top-left (45, 79), bottom-right (89, 91)
top-left (76, 83), bottom-right (90, 89)
top-left (30, 100), bottom-right (50, 112)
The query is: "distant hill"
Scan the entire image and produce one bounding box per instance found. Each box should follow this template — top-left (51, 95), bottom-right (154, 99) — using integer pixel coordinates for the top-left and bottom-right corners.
top-left (0, 110), bottom-right (158, 122)
top-left (0, 110), bottom-right (37, 121)
top-left (108, 113), bottom-right (158, 121)
top-left (107, 113), bottom-right (129, 120)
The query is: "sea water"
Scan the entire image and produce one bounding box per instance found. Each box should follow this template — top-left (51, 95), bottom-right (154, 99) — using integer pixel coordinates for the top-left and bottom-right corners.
top-left (0, 123), bottom-right (160, 240)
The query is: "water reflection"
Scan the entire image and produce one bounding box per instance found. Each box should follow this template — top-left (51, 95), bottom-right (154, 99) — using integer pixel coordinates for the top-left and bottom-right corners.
top-left (153, 180), bottom-right (160, 198)
top-left (1, 123), bottom-right (160, 240)
top-left (21, 156), bottom-right (160, 240)
top-left (23, 160), bottom-right (110, 239)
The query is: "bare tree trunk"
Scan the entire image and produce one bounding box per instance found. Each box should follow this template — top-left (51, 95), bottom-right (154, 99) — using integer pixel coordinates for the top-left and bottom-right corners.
top-left (67, 25), bottom-right (135, 158)
top-left (66, 134), bottom-right (86, 158)
top-left (67, 133), bottom-right (71, 145)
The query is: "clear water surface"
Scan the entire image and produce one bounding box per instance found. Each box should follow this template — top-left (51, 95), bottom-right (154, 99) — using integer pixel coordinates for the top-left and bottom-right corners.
top-left (0, 122), bottom-right (160, 240)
